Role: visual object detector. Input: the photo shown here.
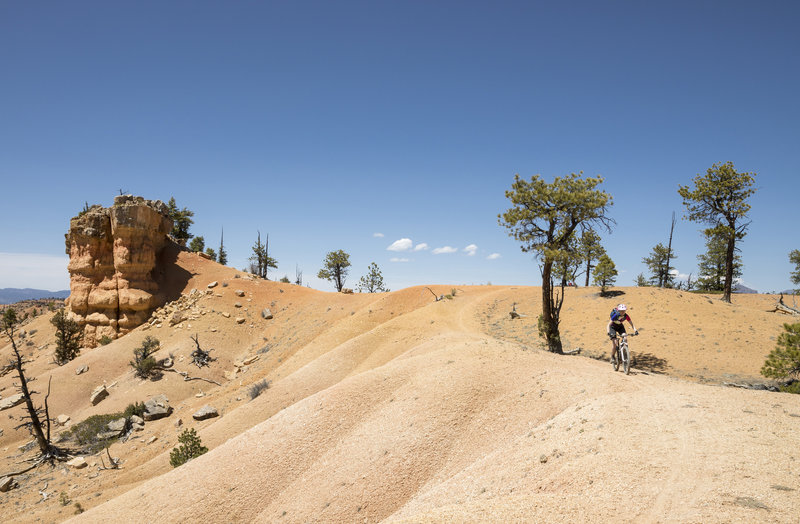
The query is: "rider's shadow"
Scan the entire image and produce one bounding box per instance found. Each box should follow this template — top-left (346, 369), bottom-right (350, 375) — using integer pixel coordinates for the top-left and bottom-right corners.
top-left (631, 352), bottom-right (669, 374)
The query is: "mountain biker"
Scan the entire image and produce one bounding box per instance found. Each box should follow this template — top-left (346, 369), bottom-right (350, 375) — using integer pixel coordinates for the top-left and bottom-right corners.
top-left (608, 303), bottom-right (638, 364)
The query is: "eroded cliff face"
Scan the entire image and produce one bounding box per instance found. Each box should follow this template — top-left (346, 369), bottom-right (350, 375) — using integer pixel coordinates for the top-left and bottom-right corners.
top-left (65, 195), bottom-right (173, 347)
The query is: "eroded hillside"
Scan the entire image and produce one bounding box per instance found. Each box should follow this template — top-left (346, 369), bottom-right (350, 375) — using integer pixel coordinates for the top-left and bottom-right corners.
top-left (1, 252), bottom-right (798, 523)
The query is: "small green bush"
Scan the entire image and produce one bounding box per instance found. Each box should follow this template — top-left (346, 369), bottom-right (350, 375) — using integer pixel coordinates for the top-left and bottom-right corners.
top-left (131, 336), bottom-right (162, 379)
top-left (98, 335), bottom-right (113, 345)
top-left (123, 401), bottom-right (146, 418)
top-left (779, 381), bottom-right (800, 394)
top-left (63, 413), bottom-right (121, 454)
top-left (761, 322), bottom-right (800, 394)
top-left (170, 428), bottom-right (208, 467)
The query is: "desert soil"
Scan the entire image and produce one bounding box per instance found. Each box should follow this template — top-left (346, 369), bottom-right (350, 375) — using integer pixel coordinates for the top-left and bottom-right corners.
top-left (1, 252), bottom-right (798, 523)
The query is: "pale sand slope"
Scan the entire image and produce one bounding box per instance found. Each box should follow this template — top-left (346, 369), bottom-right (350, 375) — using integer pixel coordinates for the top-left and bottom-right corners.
top-left (1, 252), bottom-right (798, 523)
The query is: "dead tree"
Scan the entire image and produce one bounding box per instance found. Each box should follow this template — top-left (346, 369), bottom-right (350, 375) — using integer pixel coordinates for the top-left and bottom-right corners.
top-left (190, 334), bottom-right (216, 368)
top-left (1, 308), bottom-right (69, 467)
top-left (769, 294), bottom-right (800, 315)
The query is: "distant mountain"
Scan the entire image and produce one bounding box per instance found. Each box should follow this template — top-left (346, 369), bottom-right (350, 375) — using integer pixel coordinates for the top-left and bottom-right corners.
top-left (0, 288), bottom-right (70, 304)
top-left (734, 283), bottom-right (758, 294)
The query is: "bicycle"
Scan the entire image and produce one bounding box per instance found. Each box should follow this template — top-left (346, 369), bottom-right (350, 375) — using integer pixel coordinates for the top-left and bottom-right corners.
top-left (611, 331), bottom-right (638, 375)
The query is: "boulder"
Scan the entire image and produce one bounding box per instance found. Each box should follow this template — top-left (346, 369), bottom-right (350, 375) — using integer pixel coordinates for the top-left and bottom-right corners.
top-left (90, 385), bottom-right (109, 405)
top-left (193, 405), bottom-right (219, 421)
top-left (75, 365), bottom-right (89, 375)
top-left (261, 308), bottom-right (273, 320)
top-left (235, 290), bottom-right (245, 297)
top-left (0, 393), bottom-right (25, 411)
top-left (0, 476), bottom-right (14, 492)
top-left (67, 457), bottom-right (88, 469)
top-left (56, 414), bottom-right (71, 426)
top-left (143, 394), bottom-right (172, 421)
top-left (107, 417), bottom-right (127, 434)
top-left (207, 281), bottom-right (218, 288)
top-left (236, 317), bottom-right (246, 324)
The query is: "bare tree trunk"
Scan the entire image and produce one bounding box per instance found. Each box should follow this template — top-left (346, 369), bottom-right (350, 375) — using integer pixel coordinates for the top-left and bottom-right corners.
top-left (11, 339), bottom-right (50, 454)
top-left (664, 212), bottom-right (676, 288)
top-left (722, 232), bottom-right (735, 303)
top-left (541, 259), bottom-right (563, 354)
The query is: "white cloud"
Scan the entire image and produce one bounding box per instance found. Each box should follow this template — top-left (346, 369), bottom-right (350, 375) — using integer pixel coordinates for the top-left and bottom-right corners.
top-left (0, 252), bottom-right (70, 290)
top-left (464, 244), bottom-right (478, 256)
top-left (433, 246), bottom-right (457, 255)
top-left (390, 257), bottom-right (410, 263)
top-left (387, 238), bottom-right (413, 251)
top-left (413, 243), bottom-right (428, 251)
top-left (487, 253), bottom-right (501, 260)
top-left (373, 232), bottom-right (384, 238)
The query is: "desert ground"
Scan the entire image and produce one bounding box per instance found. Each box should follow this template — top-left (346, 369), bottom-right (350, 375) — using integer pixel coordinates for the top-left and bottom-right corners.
top-left (1, 251), bottom-right (798, 523)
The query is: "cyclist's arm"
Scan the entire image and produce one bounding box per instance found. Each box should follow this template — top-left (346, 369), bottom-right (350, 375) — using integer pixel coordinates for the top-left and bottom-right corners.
top-left (627, 317), bottom-right (637, 332)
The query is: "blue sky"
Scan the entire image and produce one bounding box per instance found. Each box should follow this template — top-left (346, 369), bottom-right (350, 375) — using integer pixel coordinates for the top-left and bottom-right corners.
top-left (1, 1), bottom-right (798, 293)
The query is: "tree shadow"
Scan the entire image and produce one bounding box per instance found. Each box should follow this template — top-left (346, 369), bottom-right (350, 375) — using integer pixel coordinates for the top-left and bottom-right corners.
top-left (599, 290), bottom-right (626, 298)
top-left (632, 352), bottom-right (669, 373)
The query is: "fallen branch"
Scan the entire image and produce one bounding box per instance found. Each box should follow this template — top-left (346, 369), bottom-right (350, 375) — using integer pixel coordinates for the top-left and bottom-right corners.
top-left (162, 368), bottom-right (221, 386)
top-left (768, 294), bottom-right (800, 315)
top-left (99, 447), bottom-right (121, 470)
top-left (424, 287), bottom-right (443, 301)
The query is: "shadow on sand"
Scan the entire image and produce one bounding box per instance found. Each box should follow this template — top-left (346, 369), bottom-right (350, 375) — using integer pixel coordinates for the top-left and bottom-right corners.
top-left (598, 290), bottom-right (626, 298)
top-left (632, 352), bottom-right (669, 373)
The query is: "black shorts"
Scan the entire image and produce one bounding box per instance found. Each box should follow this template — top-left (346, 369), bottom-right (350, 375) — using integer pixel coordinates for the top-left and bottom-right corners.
top-left (608, 323), bottom-right (626, 339)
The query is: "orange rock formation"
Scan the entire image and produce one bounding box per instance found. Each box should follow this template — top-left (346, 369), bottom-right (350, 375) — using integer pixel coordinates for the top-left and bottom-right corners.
top-left (64, 195), bottom-right (173, 347)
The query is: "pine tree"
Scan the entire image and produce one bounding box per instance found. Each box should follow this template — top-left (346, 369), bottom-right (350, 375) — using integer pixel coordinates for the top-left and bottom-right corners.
top-left (789, 250), bottom-right (800, 290)
top-left (188, 236), bottom-right (205, 253)
top-left (249, 231), bottom-right (278, 279)
top-left (167, 197), bottom-right (195, 246)
top-left (578, 229), bottom-right (606, 287)
top-left (499, 172), bottom-right (614, 353)
top-left (761, 322), bottom-right (800, 393)
top-left (593, 254), bottom-right (618, 295)
top-left (696, 229), bottom-right (743, 292)
top-left (51, 309), bottom-right (82, 365)
top-left (317, 250), bottom-right (352, 292)
top-left (679, 162), bottom-right (756, 302)
top-left (357, 262), bottom-right (389, 292)
top-left (642, 243), bottom-right (677, 287)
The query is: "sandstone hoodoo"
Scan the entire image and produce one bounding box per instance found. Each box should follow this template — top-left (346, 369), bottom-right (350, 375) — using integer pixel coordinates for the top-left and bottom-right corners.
top-left (64, 195), bottom-right (174, 347)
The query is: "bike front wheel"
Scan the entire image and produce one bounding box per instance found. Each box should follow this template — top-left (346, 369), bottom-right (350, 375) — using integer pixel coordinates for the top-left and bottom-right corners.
top-left (622, 343), bottom-right (630, 375)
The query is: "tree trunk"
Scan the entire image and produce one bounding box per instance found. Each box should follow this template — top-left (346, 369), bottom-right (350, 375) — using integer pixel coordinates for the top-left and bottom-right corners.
top-left (541, 259), bottom-right (563, 354)
top-left (722, 232), bottom-right (735, 303)
top-left (584, 259), bottom-right (593, 287)
top-left (12, 345), bottom-right (50, 454)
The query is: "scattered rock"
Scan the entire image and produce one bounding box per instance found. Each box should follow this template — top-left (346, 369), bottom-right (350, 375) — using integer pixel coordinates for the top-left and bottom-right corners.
top-left (56, 414), bottom-right (71, 426)
top-left (196, 391), bottom-right (205, 398)
top-left (222, 312), bottom-right (231, 318)
top-left (236, 317), bottom-right (246, 324)
top-left (90, 385), bottom-right (109, 406)
top-left (67, 457), bottom-right (88, 469)
top-left (161, 357), bottom-right (174, 368)
top-left (207, 281), bottom-right (218, 289)
top-left (174, 418), bottom-right (183, 428)
top-left (341, 288), bottom-right (353, 294)
top-left (130, 414), bottom-right (145, 432)
top-left (0, 393), bottom-right (25, 411)
top-left (193, 405), bottom-right (219, 420)
top-left (261, 308), bottom-right (273, 320)
top-left (235, 290), bottom-right (245, 297)
top-left (0, 476), bottom-right (15, 492)
top-left (169, 311), bottom-right (188, 326)
top-left (146, 436), bottom-right (158, 445)
top-left (75, 365), bottom-right (89, 375)
top-left (107, 417), bottom-right (127, 434)
top-left (143, 394), bottom-right (172, 421)
top-left (234, 302), bottom-right (243, 308)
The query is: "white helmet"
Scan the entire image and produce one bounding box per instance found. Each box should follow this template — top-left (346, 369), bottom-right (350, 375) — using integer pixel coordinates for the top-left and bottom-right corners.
top-left (617, 303), bottom-right (627, 311)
